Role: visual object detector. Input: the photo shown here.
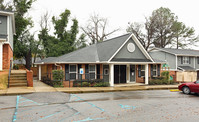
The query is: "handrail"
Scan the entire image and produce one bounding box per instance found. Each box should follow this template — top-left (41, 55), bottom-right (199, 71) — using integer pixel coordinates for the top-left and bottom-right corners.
top-left (8, 60), bottom-right (12, 88)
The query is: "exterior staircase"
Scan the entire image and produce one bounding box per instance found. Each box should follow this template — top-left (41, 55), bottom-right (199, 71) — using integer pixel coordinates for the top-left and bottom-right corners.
top-left (9, 70), bottom-right (28, 87)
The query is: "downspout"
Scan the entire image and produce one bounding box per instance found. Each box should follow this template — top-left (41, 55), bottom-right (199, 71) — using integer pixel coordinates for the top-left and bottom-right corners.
top-left (55, 63), bottom-right (62, 70)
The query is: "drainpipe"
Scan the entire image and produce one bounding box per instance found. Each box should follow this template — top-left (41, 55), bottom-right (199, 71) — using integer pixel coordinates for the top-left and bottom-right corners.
top-left (55, 63), bottom-right (62, 70)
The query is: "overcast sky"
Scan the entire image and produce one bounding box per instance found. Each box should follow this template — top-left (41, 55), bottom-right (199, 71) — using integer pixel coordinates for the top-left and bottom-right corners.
top-left (28, 0), bottom-right (199, 49)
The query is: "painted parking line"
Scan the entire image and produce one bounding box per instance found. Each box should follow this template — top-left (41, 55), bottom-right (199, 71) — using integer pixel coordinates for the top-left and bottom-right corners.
top-left (170, 89), bottom-right (180, 92)
top-left (12, 96), bottom-right (19, 122)
top-left (119, 104), bottom-right (136, 110)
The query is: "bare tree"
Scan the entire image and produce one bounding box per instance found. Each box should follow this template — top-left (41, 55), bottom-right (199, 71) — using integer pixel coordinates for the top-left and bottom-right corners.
top-left (127, 17), bottom-right (156, 51)
top-left (81, 14), bottom-right (119, 44)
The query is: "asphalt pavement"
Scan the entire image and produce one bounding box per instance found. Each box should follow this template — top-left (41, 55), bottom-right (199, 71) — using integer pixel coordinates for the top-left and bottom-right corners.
top-left (0, 90), bottom-right (199, 122)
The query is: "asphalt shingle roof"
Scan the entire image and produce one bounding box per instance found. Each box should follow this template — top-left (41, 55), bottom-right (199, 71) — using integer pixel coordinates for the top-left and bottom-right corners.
top-left (178, 66), bottom-right (196, 71)
top-left (35, 33), bottom-right (132, 64)
top-left (157, 48), bottom-right (199, 56)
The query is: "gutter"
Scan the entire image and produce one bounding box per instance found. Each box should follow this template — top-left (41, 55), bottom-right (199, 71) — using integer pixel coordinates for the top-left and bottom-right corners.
top-left (55, 63), bottom-right (62, 70)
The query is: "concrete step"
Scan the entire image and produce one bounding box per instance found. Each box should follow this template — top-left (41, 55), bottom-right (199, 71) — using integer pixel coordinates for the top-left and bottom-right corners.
top-left (9, 82), bottom-right (27, 87)
top-left (9, 80), bottom-right (27, 83)
top-left (10, 77), bottom-right (27, 80)
top-left (11, 70), bottom-right (26, 73)
top-left (11, 73), bottom-right (26, 76)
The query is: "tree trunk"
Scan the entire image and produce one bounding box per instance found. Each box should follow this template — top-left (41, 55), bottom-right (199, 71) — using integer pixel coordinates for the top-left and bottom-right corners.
top-left (25, 49), bottom-right (32, 70)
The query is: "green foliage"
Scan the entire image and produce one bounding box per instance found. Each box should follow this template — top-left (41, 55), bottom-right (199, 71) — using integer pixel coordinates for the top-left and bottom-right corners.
top-left (93, 82), bottom-right (110, 87)
top-left (149, 71), bottom-right (174, 85)
top-left (52, 70), bottom-right (64, 87)
top-left (13, 64), bottom-right (19, 70)
top-left (52, 70), bottom-right (64, 81)
top-left (171, 21), bottom-right (197, 49)
top-left (161, 71), bottom-right (170, 80)
top-left (73, 80), bottom-right (109, 87)
top-left (127, 7), bottom-right (198, 50)
top-left (82, 82), bottom-right (90, 87)
top-left (38, 9), bottom-right (84, 57)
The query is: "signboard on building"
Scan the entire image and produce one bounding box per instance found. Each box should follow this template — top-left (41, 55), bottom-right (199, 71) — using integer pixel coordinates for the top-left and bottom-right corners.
top-left (80, 68), bottom-right (84, 74)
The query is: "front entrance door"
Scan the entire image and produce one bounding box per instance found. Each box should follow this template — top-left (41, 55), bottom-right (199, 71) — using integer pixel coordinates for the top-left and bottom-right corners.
top-left (114, 65), bottom-right (126, 84)
top-left (130, 65), bottom-right (136, 82)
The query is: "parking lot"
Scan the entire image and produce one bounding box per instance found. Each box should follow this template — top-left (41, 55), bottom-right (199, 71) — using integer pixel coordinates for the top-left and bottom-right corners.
top-left (1, 90), bottom-right (199, 122)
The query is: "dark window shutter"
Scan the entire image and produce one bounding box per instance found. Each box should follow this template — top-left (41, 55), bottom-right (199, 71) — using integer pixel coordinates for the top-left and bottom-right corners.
top-left (65, 64), bottom-right (69, 80)
top-left (198, 57), bottom-right (199, 64)
top-left (78, 64), bottom-right (82, 79)
top-left (151, 65), bottom-right (153, 77)
top-left (157, 64), bottom-right (160, 76)
top-left (189, 57), bottom-right (191, 64)
top-left (97, 64), bottom-right (100, 79)
top-left (85, 64), bottom-right (89, 79)
top-left (138, 65), bottom-right (141, 77)
top-left (181, 57), bottom-right (183, 64)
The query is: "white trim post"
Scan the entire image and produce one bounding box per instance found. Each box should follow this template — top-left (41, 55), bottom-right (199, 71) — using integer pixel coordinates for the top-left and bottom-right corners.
top-left (0, 42), bottom-right (3, 71)
top-left (145, 64), bottom-right (149, 85)
top-left (39, 65), bottom-right (41, 81)
top-left (109, 64), bottom-right (114, 87)
top-left (127, 64), bottom-right (130, 83)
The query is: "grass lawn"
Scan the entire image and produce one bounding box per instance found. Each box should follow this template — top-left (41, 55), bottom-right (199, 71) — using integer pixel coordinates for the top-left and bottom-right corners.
top-left (0, 71), bottom-right (8, 90)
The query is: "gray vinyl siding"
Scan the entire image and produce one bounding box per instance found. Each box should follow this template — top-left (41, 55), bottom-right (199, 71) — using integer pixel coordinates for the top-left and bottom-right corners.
top-left (177, 56), bottom-right (195, 68)
top-left (0, 15), bottom-right (7, 35)
top-left (195, 57), bottom-right (199, 69)
top-left (103, 65), bottom-right (109, 82)
top-left (114, 38), bottom-right (147, 59)
top-left (8, 16), bottom-right (13, 49)
top-left (149, 51), bottom-right (176, 69)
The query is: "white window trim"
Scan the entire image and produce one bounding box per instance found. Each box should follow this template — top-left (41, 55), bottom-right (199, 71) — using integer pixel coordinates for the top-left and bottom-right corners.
top-left (183, 56), bottom-right (190, 64)
top-left (69, 64), bottom-right (77, 80)
top-left (152, 64), bottom-right (158, 77)
top-left (141, 65), bottom-right (145, 77)
top-left (89, 64), bottom-right (96, 79)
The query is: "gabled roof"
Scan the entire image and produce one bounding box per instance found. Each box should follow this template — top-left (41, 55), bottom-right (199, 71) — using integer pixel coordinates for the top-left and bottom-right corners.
top-left (35, 33), bottom-right (155, 64)
top-left (150, 48), bottom-right (199, 56)
top-left (0, 10), bottom-right (16, 35)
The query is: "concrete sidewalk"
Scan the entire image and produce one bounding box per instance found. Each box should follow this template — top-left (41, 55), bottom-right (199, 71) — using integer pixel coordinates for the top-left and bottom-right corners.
top-left (0, 80), bottom-right (179, 95)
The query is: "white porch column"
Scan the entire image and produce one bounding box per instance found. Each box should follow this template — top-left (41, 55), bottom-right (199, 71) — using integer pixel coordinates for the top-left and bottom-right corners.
top-left (39, 65), bottom-right (41, 81)
top-left (145, 64), bottom-right (149, 85)
top-left (127, 64), bottom-right (130, 83)
top-left (0, 42), bottom-right (3, 71)
top-left (109, 64), bottom-right (114, 87)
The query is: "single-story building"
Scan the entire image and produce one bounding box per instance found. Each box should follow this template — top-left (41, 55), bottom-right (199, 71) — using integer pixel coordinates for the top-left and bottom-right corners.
top-left (35, 33), bottom-right (165, 87)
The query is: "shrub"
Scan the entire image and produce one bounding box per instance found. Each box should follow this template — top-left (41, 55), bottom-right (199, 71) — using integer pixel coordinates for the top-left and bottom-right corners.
top-left (93, 82), bottom-right (110, 87)
top-left (13, 64), bottom-right (19, 70)
top-left (161, 71), bottom-right (170, 80)
top-left (52, 70), bottom-right (64, 87)
top-left (82, 82), bottom-right (90, 87)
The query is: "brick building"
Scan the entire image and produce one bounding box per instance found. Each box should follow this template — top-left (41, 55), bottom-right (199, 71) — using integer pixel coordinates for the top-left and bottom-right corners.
top-left (0, 10), bottom-right (15, 71)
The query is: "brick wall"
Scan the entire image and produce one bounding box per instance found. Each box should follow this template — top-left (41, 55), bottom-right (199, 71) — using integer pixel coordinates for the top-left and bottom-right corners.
top-left (26, 69), bottom-right (33, 87)
top-left (3, 44), bottom-right (13, 70)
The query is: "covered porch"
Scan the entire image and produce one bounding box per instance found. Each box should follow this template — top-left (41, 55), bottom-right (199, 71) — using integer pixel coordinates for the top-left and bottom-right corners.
top-left (108, 63), bottom-right (150, 86)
